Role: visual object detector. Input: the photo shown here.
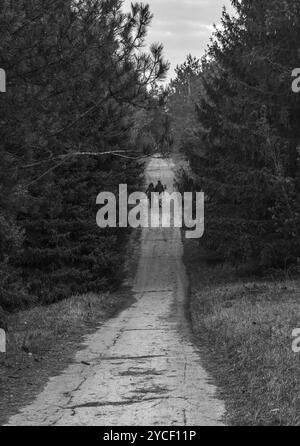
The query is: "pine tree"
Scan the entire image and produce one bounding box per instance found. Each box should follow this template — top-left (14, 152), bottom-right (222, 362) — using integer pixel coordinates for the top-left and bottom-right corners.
top-left (169, 0), bottom-right (300, 267)
top-left (0, 0), bottom-right (169, 308)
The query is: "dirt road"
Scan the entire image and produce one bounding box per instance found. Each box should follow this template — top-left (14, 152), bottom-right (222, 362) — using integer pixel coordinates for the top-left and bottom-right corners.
top-left (6, 157), bottom-right (225, 426)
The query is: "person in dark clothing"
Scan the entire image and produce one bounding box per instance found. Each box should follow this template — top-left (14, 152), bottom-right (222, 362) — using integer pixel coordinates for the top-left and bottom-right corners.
top-left (154, 180), bottom-right (166, 208)
top-left (154, 180), bottom-right (165, 195)
top-left (146, 183), bottom-right (155, 206)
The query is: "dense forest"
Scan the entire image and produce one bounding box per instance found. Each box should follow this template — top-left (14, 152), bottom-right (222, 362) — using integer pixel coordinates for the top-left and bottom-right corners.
top-left (0, 0), bottom-right (168, 312)
top-left (2, 0), bottom-right (300, 314)
top-left (1, 0), bottom-right (300, 427)
top-left (169, 0), bottom-right (300, 271)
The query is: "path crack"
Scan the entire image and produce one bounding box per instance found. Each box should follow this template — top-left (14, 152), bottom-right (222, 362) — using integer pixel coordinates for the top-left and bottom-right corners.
top-left (66, 397), bottom-right (169, 410)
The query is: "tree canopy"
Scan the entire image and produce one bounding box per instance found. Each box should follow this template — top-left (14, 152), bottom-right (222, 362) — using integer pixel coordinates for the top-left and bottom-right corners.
top-left (0, 0), bottom-right (169, 310)
top-left (168, 0), bottom-right (300, 268)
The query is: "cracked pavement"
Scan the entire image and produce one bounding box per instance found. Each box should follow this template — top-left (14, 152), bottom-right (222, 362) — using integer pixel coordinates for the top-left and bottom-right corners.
top-left (5, 157), bottom-right (225, 426)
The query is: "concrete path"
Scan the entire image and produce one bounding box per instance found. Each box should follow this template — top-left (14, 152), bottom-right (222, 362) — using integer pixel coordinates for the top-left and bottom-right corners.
top-left (6, 157), bottom-right (225, 426)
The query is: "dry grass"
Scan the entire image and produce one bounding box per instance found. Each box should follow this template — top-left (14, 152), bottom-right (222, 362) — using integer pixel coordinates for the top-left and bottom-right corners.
top-left (6, 293), bottom-right (115, 355)
top-left (0, 227), bottom-right (140, 425)
top-left (185, 241), bottom-right (300, 426)
top-left (0, 289), bottom-right (134, 424)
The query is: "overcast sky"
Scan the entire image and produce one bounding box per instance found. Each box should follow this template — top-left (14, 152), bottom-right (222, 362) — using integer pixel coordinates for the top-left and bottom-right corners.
top-left (123, 0), bottom-right (234, 82)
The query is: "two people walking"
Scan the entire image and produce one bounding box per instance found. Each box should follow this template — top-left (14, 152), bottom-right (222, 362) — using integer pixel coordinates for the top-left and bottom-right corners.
top-left (146, 180), bottom-right (166, 207)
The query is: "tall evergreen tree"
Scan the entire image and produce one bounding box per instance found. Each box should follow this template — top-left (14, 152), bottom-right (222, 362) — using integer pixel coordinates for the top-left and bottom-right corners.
top-left (0, 0), bottom-right (169, 309)
top-left (169, 0), bottom-right (300, 268)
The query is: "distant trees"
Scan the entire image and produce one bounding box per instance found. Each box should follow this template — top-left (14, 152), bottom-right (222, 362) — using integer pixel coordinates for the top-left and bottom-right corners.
top-left (0, 0), bottom-right (168, 310)
top-left (168, 55), bottom-right (203, 161)
top-left (132, 85), bottom-right (173, 157)
top-left (169, 0), bottom-right (300, 268)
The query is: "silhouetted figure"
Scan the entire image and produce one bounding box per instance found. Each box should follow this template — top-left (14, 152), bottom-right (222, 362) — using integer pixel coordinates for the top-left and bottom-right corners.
top-left (146, 183), bottom-right (155, 205)
top-left (154, 180), bottom-right (165, 195)
top-left (154, 180), bottom-right (166, 208)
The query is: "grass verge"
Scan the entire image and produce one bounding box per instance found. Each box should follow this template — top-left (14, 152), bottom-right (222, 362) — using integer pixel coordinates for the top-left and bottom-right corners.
top-left (0, 229), bottom-right (141, 425)
top-left (185, 239), bottom-right (300, 426)
top-left (0, 288), bottom-right (134, 425)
